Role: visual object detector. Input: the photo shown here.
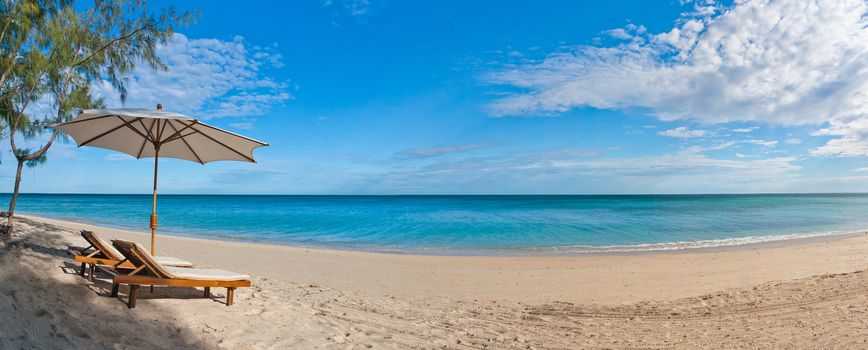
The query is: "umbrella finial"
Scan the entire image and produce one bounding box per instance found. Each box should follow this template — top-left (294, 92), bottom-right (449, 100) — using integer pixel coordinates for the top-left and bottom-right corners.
top-left (156, 103), bottom-right (163, 111)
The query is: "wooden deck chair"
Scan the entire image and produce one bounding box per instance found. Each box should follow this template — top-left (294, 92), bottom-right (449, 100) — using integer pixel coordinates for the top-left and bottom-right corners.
top-left (111, 239), bottom-right (251, 308)
top-left (69, 230), bottom-right (193, 280)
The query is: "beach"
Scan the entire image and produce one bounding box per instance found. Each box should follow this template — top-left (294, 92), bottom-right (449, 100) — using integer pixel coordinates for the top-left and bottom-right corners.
top-left (2, 0), bottom-right (866, 348)
top-left (3, 214), bottom-right (868, 348)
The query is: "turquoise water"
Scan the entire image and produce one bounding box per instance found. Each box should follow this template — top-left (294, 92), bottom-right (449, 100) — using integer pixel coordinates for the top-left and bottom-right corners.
top-left (6, 193), bottom-right (868, 253)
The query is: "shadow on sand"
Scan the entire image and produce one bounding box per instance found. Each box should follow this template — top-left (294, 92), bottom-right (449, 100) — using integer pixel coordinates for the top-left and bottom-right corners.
top-left (0, 218), bottom-right (219, 349)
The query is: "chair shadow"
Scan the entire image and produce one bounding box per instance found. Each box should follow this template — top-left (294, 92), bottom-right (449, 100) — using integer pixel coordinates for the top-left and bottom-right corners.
top-left (62, 261), bottom-right (228, 305)
top-left (2, 223), bottom-right (222, 349)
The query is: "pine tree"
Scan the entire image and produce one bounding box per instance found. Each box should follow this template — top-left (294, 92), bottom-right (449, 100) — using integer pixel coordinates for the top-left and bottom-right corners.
top-left (0, 0), bottom-right (195, 228)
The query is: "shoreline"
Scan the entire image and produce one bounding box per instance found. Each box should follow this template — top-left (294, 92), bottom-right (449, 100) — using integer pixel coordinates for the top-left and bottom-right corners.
top-left (18, 213), bottom-right (868, 304)
top-left (19, 211), bottom-right (868, 257)
top-left (7, 213), bottom-right (868, 348)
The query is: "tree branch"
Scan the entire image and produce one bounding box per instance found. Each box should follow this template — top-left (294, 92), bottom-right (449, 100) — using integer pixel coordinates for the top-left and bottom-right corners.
top-left (16, 0), bottom-right (105, 161)
top-left (72, 20), bottom-right (165, 68)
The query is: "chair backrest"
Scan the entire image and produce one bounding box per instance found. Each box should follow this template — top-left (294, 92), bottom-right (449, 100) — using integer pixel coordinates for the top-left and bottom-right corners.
top-left (81, 230), bottom-right (123, 260)
top-left (111, 239), bottom-right (178, 279)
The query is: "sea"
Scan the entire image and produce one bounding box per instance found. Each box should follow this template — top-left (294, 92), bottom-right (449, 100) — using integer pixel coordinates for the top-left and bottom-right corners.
top-left (5, 193), bottom-right (868, 255)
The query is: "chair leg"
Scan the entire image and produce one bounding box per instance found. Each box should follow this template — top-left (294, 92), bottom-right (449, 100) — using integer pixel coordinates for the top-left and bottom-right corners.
top-left (88, 264), bottom-right (95, 281)
top-left (128, 285), bottom-right (139, 308)
top-left (204, 287), bottom-right (210, 298)
top-left (150, 285), bottom-right (154, 293)
top-left (79, 263), bottom-right (87, 277)
top-left (111, 283), bottom-right (119, 297)
top-left (226, 287), bottom-right (235, 306)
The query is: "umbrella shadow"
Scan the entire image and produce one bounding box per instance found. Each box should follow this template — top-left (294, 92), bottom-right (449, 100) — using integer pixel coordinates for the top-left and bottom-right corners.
top-left (9, 217), bottom-right (78, 259)
top-left (1, 222), bottom-right (221, 349)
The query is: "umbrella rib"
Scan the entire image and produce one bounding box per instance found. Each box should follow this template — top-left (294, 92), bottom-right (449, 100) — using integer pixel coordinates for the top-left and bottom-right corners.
top-left (139, 118), bottom-right (154, 143)
top-left (161, 120), bottom-right (198, 144)
top-left (116, 117), bottom-right (157, 158)
top-left (153, 119), bottom-right (161, 144)
top-left (195, 122), bottom-right (269, 146)
top-left (116, 116), bottom-right (149, 140)
top-left (79, 117), bottom-right (140, 147)
top-left (158, 119), bottom-right (170, 143)
top-left (137, 118), bottom-right (156, 142)
top-left (55, 114), bottom-right (116, 127)
top-left (164, 131), bottom-right (197, 144)
top-left (165, 120), bottom-right (204, 164)
top-left (135, 119), bottom-right (153, 158)
top-left (176, 120), bottom-right (256, 162)
top-left (136, 134), bottom-right (149, 159)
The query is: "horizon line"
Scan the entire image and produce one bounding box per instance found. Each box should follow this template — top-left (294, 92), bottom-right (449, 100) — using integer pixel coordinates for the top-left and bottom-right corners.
top-left (4, 192), bottom-right (868, 196)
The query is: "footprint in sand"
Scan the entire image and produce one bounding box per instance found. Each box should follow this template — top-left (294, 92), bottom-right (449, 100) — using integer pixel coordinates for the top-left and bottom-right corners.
top-left (245, 308), bottom-right (268, 316)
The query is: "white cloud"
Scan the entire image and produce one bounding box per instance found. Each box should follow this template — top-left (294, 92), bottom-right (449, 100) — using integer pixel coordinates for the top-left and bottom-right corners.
top-left (605, 28), bottom-right (633, 40)
top-left (700, 140), bottom-right (738, 151)
top-left (687, 138), bottom-right (778, 153)
top-left (852, 167), bottom-right (868, 172)
top-left (812, 118), bottom-right (868, 156)
top-left (785, 138), bottom-right (802, 145)
top-left (395, 143), bottom-right (487, 159)
top-left (658, 126), bottom-right (710, 138)
top-left (485, 0), bottom-right (868, 157)
top-left (45, 142), bottom-right (78, 160)
top-left (105, 154), bottom-right (133, 161)
top-left (93, 33), bottom-right (291, 120)
top-left (732, 127), bottom-right (758, 133)
top-left (228, 122), bottom-right (255, 130)
top-left (352, 145), bottom-right (802, 194)
top-left (324, 0), bottom-right (374, 18)
top-left (745, 139), bottom-right (778, 147)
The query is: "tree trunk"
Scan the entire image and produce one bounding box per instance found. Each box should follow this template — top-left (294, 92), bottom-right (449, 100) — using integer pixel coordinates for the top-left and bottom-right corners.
top-left (7, 159), bottom-right (25, 227)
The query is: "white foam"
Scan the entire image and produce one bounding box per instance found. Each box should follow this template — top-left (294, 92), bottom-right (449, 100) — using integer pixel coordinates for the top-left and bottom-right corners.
top-left (531, 229), bottom-right (867, 254)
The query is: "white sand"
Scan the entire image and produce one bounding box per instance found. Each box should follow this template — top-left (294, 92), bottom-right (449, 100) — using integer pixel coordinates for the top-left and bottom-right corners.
top-left (4, 214), bottom-right (868, 348)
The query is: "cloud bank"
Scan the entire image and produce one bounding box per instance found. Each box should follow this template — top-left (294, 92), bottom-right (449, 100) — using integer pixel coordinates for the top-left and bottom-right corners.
top-left (486, 0), bottom-right (868, 155)
top-left (659, 126), bottom-right (711, 138)
top-left (394, 143), bottom-right (487, 159)
top-left (93, 33), bottom-right (291, 119)
top-left (336, 146), bottom-right (801, 194)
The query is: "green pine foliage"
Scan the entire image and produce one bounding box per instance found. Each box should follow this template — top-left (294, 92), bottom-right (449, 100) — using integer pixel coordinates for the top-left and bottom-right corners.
top-left (0, 0), bottom-right (196, 226)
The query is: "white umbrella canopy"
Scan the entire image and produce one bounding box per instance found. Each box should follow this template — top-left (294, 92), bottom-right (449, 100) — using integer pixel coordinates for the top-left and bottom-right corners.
top-left (53, 105), bottom-right (269, 255)
top-left (55, 107), bottom-right (267, 163)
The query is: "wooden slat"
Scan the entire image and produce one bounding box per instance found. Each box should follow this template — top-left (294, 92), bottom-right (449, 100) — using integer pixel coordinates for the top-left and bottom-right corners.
top-left (73, 255), bottom-right (138, 270)
top-left (113, 275), bottom-right (251, 288)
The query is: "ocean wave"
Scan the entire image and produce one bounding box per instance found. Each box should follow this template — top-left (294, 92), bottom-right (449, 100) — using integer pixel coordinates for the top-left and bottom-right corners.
top-left (518, 229), bottom-right (867, 254)
top-left (388, 229), bottom-right (868, 256)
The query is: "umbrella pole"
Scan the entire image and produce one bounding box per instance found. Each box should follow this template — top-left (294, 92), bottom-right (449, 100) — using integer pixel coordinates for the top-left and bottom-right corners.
top-left (150, 147), bottom-right (159, 256)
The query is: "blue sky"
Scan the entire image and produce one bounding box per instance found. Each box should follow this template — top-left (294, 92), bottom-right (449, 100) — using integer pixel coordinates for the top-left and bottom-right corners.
top-left (6, 0), bottom-right (868, 194)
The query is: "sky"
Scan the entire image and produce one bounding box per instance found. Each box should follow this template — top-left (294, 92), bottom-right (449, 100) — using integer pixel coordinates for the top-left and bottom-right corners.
top-left (6, 0), bottom-right (868, 195)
